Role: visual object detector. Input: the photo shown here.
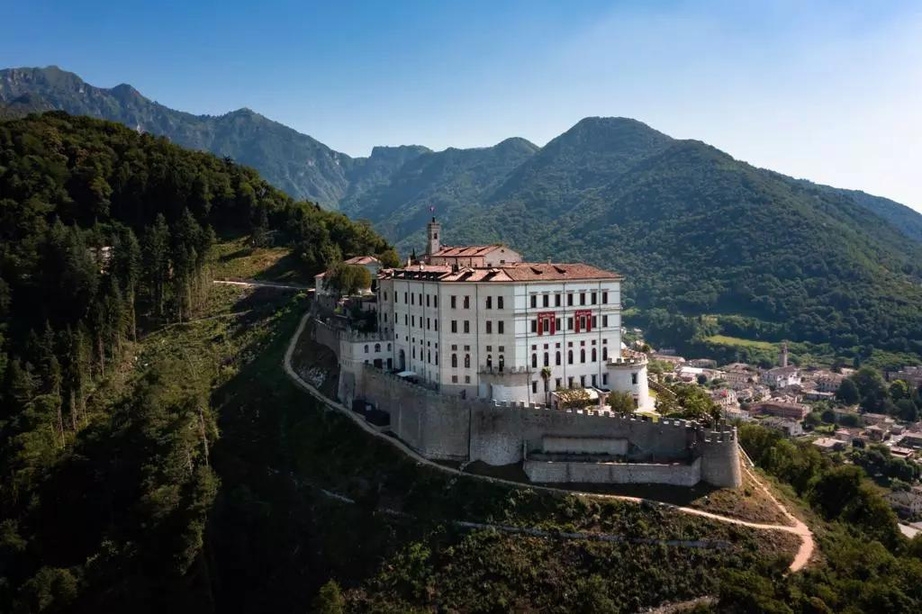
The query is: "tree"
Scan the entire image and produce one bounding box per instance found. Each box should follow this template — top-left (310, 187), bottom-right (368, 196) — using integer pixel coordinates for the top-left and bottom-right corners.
top-left (851, 367), bottom-right (889, 413)
top-left (313, 580), bottom-right (346, 614)
top-left (324, 264), bottom-right (372, 296)
top-left (836, 378), bottom-right (860, 406)
top-left (890, 379), bottom-right (911, 402)
top-left (609, 391), bottom-right (635, 416)
top-left (696, 373), bottom-right (708, 386)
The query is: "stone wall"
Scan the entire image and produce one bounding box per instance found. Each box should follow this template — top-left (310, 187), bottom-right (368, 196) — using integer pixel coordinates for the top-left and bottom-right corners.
top-left (313, 319), bottom-right (342, 359)
top-left (349, 350), bottom-right (741, 487)
top-left (524, 457), bottom-right (702, 486)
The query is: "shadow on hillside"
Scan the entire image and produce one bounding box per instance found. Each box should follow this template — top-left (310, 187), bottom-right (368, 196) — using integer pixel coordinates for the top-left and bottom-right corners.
top-left (252, 252), bottom-right (312, 284)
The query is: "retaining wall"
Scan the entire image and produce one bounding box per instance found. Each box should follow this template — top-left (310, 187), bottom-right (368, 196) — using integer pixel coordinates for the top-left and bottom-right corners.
top-left (524, 457), bottom-right (702, 486)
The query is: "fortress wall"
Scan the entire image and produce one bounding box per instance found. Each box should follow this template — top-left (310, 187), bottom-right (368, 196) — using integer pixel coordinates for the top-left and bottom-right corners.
top-left (524, 457), bottom-right (701, 486)
top-left (313, 319), bottom-right (341, 358)
top-left (698, 430), bottom-right (742, 488)
top-left (358, 365), bottom-right (470, 460)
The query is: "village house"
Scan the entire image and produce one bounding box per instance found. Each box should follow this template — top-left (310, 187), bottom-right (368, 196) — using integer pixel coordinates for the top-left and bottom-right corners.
top-left (762, 365), bottom-right (802, 389)
top-left (750, 400), bottom-right (810, 421)
top-left (887, 366), bottom-right (922, 389)
top-left (762, 417), bottom-right (804, 438)
top-left (813, 437), bottom-right (847, 453)
top-left (886, 487), bottom-right (922, 518)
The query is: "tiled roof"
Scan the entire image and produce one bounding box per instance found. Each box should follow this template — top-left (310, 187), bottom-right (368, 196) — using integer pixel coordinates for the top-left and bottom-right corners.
top-left (381, 261), bottom-right (621, 283)
top-left (343, 256), bottom-right (381, 266)
top-left (430, 245), bottom-right (506, 257)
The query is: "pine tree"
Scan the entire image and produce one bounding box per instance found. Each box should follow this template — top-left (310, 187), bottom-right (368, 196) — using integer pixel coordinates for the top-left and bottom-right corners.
top-left (143, 214), bottom-right (171, 318)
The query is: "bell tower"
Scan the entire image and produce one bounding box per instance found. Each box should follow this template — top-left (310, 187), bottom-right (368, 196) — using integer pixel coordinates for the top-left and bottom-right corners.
top-left (426, 216), bottom-right (441, 258)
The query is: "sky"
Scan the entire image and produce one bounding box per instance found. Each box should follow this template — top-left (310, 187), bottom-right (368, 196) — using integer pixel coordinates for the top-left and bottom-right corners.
top-left (4, 0), bottom-right (922, 211)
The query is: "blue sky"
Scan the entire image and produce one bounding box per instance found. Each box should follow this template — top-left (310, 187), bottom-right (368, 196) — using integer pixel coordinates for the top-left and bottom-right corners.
top-left (4, 0), bottom-right (922, 211)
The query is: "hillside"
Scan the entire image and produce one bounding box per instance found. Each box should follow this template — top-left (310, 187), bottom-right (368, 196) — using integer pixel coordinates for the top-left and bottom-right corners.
top-left (5, 66), bottom-right (922, 359)
top-left (0, 66), bottom-right (353, 204)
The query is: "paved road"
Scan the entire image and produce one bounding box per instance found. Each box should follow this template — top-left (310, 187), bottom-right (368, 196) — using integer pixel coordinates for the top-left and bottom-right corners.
top-left (282, 312), bottom-right (815, 572)
top-left (214, 278), bottom-right (312, 291)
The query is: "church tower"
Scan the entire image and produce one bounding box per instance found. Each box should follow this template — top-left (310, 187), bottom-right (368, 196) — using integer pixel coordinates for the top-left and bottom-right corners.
top-left (426, 216), bottom-right (441, 258)
top-left (780, 342), bottom-right (789, 368)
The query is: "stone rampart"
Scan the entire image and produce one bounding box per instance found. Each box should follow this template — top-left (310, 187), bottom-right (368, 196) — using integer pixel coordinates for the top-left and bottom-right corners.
top-left (313, 319), bottom-right (342, 359)
top-left (524, 457), bottom-right (701, 487)
top-left (352, 361), bottom-right (741, 487)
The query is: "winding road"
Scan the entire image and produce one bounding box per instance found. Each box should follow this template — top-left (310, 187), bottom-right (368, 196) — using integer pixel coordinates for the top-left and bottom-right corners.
top-left (281, 311), bottom-right (815, 572)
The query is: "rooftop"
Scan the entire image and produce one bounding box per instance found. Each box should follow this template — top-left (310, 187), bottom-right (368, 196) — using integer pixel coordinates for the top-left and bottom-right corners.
top-left (381, 261), bottom-right (621, 283)
top-left (430, 245), bottom-right (507, 258)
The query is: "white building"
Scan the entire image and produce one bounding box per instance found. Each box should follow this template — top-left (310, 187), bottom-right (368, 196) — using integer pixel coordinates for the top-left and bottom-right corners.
top-left (372, 218), bottom-right (651, 410)
top-left (762, 366), bottom-right (802, 389)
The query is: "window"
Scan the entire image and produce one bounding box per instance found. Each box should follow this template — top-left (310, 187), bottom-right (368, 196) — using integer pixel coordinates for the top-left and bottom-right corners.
top-left (591, 374), bottom-right (597, 387)
top-left (486, 355), bottom-right (493, 369)
top-left (532, 381), bottom-right (538, 394)
top-left (464, 345), bottom-right (470, 351)
top-left (484, 320), bottom-right (492, 334)
top-left (567, 317), bottom-right (574, 331)
top-left (463, 295), bottom-right (470, 309)
top-left (567, 293), bottom-right (573, 306)
top-left (412, 347), bottom-right (416, 359)
top-left (555, 351), bottom-right (561, 366)
top-left (602, 291), bottom-right (608, 304)
top-left (465, 375), bottom-right (471, 383)
top-left (404, 292), bottom-right (408, 303)
top-left (602, 347), bottom-right (608, 361)
top-left (464, 354), bottom-right (471, 368)
top-left (531, 320), bottom-right (537, 333)
top-left (434, 320), bottom-right (438, 331)
top-left (603, 315), bottom-right (609, 327)
top-left (602, 373), bottom-right (608, 386)
top-left (411, 293), bottom-right (414, 305)
top-left (374, 343), bottom-right (381, 352)
top-left (434, 296), bottom-right (438, 308)
top-left (499, 355), bottom-right (505, 371)
top-left (387, 343), bottom-right (391, 351)
top-left (404, 314), bottom-right (408, 325)
top-left (364, 345), bottom-right (369, 353)
top-left (451, 320), bottom-right (458, 333)
top-left (452, 375), bottom-right (458, 383)
top-left (532, 353), bottom-right (538, 368)
top-left (580, 375), bottom-right (586, 387)
top-left (411, 316), bottom-right (415, 327)
top-left (451, 295), bottom-right (457, 308)
top-left (555, 293), bottom-right (561, 307)
top-left (591, 292), bottom-right (597, 305)
top-left (435, 353), bottom-right (438, 365)
top-left (556, 318), bottom-right (561, 331)
top-left (568, 350), bottom-right (574, 364)
top-left (418, 293), bottom-right (422, 305)
top-left (580, 316), bottom-right (587, 331)
top-left (544, 352), bottom-right (549, 367)
top-left (486, 345), bottom-right (492, 352)
top-left (530, 295), bottom-right (537, 308)
top-left (568, 376), bottom-right (575, 389)
top-left (486, 296), bottom-right (492, 309)
top-left (427, 350), bottom-right (431, 363)
top-left (498, 321), bottom-right (505, 334)
top-left (592, 316), bottom-right (598, 329)
top-left (463, 320), bottom-right (470, 334)
top-left (542, 294), bottom-right (549, 307)
top-left (580, 292), bottom-right (586, 306)
top-left (631, 373), bottom-right (638, 385)
top-left (580, 349), bottom-right (586, 363)
top-left (591, 348), bottom-right (597, 362)
top-left (452, 354), bottom-right (458, 368)
top-left (384, 292), bottom-right (388, 301)
top-left (498, 296), bottom-right (504, 309)
top-left (555, 378), bottom-right (562, 390)
top-left (427, 318), bottom-right (430, 330)
top-left (426, 294), bottom-right (430, 307)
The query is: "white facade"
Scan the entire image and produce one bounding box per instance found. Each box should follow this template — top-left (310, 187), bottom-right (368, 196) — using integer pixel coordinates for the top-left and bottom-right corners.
top-left (374, 262), bottom-right (651, 410)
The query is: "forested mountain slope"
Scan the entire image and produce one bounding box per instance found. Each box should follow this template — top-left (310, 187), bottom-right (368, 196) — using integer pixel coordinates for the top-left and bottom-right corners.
top-left (0, 67), bottom-right (353, 204)
top-left (0, 111), bottom-right (394, 610)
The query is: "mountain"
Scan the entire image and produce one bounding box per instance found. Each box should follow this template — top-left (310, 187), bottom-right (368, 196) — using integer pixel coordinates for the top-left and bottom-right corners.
top-left (0, 66), bottom-right (352, 204)
top-left (371, 118), bottom-right (922, 357)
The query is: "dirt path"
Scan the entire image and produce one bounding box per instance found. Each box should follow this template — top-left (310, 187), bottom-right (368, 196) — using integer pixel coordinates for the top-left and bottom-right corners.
top-left (282, 312), bottom-right (815, 572)
top-left (214, 278), bottom-right (311, 291)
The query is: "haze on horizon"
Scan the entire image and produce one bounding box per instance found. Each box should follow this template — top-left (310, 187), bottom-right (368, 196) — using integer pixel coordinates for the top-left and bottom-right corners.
top-left (4, 0), bottom-right (921, 212)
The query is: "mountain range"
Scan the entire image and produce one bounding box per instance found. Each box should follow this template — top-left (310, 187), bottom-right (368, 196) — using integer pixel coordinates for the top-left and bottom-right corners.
top-left (3, 65), bottom-right (922, 357)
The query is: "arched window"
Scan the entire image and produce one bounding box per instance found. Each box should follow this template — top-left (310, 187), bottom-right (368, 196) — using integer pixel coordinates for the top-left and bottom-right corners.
top-left (556, 351), bottom-right (561, 366)
top-left (602, 346), bottom-right (608, 361)
top-left (464, 354), bottom-right (471, 368)
top-left (364, 345), bottom-right (369, 353)
top-left (452, 353), bottom-right (458, 368)
top-left (580, 349), bottom-right (586, 363)
top-left (427, 350), bottom-right (431, 363)
top-left (544, 352), bottom-right (549, 367)
top-left (532, 353), bottom-right (538, 368)
top-left (591, 348), bottom-right (597, 362)
top-left (412, 347), bottom-right (416, 359)
top-left (499, 355), bottom-right (505, 372)
top-left (568, 350), bottom-right (573, 364)
top-left (374, 343), bottom-right (381, 352)
top-left (387, 343), bottom-right (391, 351)
top-left (486, 355), bottom-right (493, 370)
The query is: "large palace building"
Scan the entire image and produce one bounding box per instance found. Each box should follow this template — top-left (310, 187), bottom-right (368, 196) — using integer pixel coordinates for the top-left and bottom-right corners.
top-left (372, 218), bottom-right (651, 410)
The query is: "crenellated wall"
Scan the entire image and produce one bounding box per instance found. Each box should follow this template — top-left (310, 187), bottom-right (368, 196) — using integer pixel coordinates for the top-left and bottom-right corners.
top-left (352, 360), bottom-right (741, 487)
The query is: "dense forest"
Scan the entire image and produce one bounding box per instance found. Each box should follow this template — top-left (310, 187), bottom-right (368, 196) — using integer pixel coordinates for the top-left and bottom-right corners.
top-left (0, 111), bottom-right (395, 611)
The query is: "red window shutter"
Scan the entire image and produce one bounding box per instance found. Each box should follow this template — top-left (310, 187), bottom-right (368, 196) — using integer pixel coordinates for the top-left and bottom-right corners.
top-left (537, 318), bottom-right (543, 335)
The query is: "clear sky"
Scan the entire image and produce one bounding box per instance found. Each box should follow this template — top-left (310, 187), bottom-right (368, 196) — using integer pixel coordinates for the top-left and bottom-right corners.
top-left (4, 0), bottom-right (922, 211)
